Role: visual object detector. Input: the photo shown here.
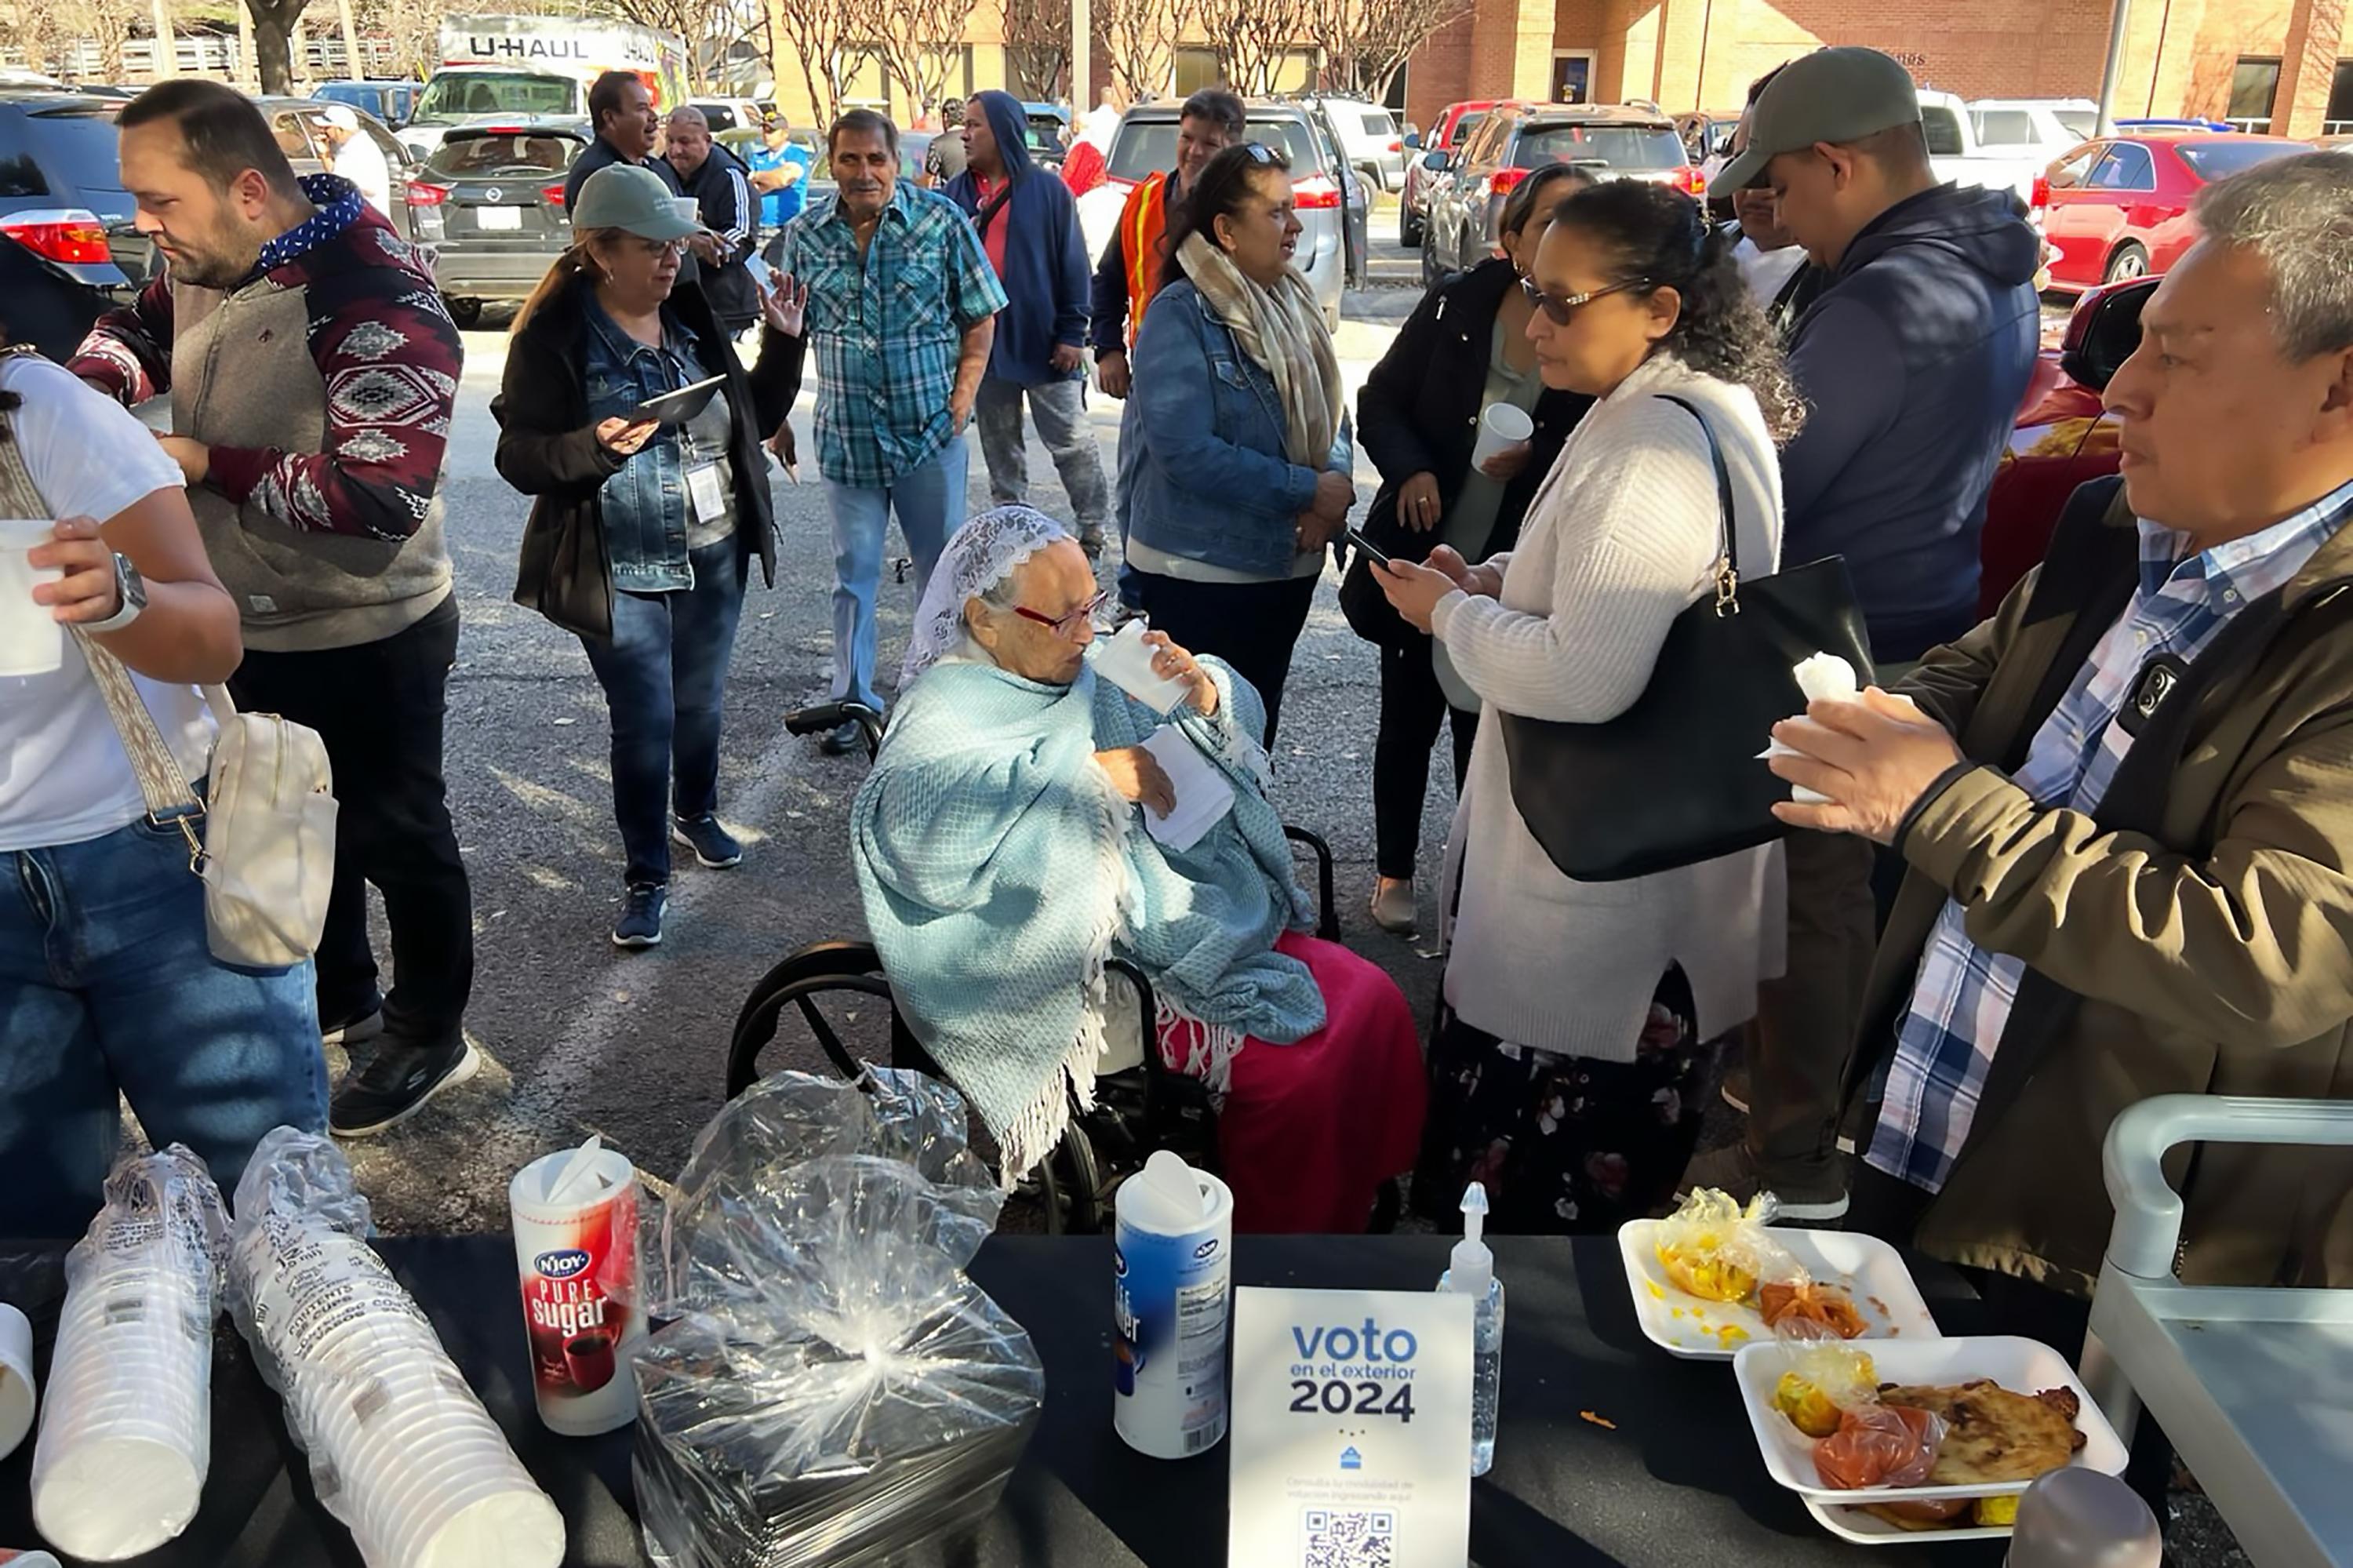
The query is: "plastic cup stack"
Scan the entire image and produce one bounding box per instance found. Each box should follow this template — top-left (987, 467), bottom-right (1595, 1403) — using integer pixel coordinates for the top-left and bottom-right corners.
top-left (30, 1148), bottom-right (225, 1563)
top-left (228, 1128), bottom-right (563, 1568)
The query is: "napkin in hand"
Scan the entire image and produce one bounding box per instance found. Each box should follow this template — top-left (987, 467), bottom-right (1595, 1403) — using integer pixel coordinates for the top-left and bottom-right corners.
top-left (1758, 653), bottom-right (1859, 806)
top-left (1092, 620), bottom-right (1193, 715)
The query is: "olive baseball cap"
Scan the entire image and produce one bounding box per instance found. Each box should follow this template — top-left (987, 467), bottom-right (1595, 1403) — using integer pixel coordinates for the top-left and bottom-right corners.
top-left (570, 164), bottom-right (704, 240)
top-left (1708, 46), bottom-right (1922, 197)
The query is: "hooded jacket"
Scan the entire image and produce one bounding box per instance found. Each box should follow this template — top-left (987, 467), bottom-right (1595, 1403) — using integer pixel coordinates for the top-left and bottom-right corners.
top-left (946, 90), bottom-right (1089, 386)
top-left (1780, 184), bottom-right (2041, 664)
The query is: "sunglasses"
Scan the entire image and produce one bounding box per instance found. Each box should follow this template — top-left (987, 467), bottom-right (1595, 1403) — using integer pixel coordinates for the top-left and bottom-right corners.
top-left (1519, 275), bottom-right (1654, 325)
top-left (1241, 141), bottom-right (1278, 164)
top-left (1013, 588), bottom-right (1111, 638)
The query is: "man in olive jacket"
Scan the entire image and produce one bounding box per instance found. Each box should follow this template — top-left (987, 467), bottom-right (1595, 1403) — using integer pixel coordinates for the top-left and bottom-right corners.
top-left (1768, 153), bottom-right (2353, 1301)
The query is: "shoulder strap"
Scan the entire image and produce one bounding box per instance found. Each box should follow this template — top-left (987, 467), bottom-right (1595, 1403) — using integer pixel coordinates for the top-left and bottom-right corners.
top-left (1653, 393), bottom-right (1740, 595)
top-left (73, 630), bottom-right (219, 824)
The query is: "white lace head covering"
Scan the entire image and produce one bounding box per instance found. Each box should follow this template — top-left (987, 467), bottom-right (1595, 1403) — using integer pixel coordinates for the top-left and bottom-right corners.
top-left (901, 504), bottom-right (1074, 687)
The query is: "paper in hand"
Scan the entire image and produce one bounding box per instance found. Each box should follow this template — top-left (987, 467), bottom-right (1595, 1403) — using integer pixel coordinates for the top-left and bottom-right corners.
top-left (1093, 620), bottom-right (1193, 715)
top-left (1137, 725), bottom-right (1234, 852)
top-left (1759, 653), bottom-right (1860, 806)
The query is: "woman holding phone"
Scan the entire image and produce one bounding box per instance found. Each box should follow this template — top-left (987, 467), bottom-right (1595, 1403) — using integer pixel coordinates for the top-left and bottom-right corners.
top-left (495, 164), bottom-right (806, 950)
top-left (1341, 163), bottom-right (1598, 933)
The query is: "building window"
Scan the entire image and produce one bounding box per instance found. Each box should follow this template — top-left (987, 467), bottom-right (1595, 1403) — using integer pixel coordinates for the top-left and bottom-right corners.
top-left (1173, 47), bottom-right (1221, 96)
top-left (2327, 60), bottom-right (2353, 136)
top-left (2228, 57), bottom-right (2281, 133)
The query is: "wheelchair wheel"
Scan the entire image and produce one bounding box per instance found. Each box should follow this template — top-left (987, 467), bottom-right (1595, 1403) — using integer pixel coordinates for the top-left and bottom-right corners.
top-left (727, 940), bottom-right (897, 1097)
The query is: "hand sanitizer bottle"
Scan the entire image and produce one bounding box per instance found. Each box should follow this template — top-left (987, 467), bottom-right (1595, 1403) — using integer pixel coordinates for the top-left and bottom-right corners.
top-left (1436, 1181), bottom-right (1504, 1476)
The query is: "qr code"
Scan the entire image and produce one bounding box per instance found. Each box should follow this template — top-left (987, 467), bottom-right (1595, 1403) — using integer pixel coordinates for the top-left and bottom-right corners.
top-left (1302, 1508), bottom-right (1395, 1568)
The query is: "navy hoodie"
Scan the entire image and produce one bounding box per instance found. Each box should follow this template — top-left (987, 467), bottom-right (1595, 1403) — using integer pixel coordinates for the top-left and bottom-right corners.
top-left (945, 91), bottom-right (1089, 386)
top-left (1779, 184), bottom-right (2041, 663)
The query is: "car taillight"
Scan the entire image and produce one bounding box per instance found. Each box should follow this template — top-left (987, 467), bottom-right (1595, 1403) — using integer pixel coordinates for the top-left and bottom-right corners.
top-left (1293, 177), bottom-right (1343, 209)
top-left (1487, 167), bottom-right (1529, 195)
top-left (1385, 137), bottom-right (1402, 153)
top-left (542, 182), bottom-right (567, 207)
top-left (1, 210), bottom-right (111, 265)
top-left (2031, 172), bottom-right (2051, 212)
top-left (1675, 165), bottom-right (1707, 196)
top-left (404, 181), bottom-right (451, 207)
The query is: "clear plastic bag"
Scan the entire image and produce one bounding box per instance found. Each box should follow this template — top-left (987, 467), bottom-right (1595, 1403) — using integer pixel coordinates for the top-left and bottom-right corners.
top-left (1653, 1185), bottom-right (1801, 1303)
top-left (632, 1070), bottom-right (1043, 1568)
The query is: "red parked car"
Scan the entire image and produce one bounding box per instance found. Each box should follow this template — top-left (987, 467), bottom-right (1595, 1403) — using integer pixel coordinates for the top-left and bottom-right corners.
top-left (1399, 99), bottom-right (1518, 248)
top-left (1978, 275), bottom-right (2156, 613)
top-left (2040, 132), bottom-right (2311, 292)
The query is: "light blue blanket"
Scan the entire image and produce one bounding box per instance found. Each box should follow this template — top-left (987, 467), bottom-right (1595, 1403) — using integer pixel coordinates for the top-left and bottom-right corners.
top-left (850, 654), bottom-right (1322, 1177)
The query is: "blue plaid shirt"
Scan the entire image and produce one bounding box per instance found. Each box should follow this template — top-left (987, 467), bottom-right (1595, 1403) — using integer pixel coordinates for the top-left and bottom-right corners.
top-left (776, 183), bottom-right (1006, 486)
top-left (1867, 479), bottom-right (2353, 1191)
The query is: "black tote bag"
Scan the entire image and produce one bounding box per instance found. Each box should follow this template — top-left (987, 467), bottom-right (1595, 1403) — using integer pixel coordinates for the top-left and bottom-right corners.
top-left (1497, 395), bottom-right (1874, 882)
top-left (513, 500), bottom-right (614, 641)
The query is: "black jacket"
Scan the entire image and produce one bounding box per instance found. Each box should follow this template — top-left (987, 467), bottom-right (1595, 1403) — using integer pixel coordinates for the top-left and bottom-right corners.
top-left (1341, 257), bottom-right (1594, 647)
top-left (492, 269), bottom-right (804, 637)
top-left (673, 144), bottom-right (760, 329)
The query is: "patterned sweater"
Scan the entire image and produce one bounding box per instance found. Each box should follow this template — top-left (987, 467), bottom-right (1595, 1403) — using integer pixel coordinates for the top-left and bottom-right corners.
top-left (70, 176), bottom-right (462, 649)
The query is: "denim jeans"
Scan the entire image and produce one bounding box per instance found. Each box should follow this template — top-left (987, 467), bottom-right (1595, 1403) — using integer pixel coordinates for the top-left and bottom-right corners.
top-left (823, 438), bottom-right (967, 712)
top-left (0, 813), bottom-right (329, 1238)
top-left (974, 376), bottom-right (1110, 533)
top-left (580, 536), bottom-right (747, 886)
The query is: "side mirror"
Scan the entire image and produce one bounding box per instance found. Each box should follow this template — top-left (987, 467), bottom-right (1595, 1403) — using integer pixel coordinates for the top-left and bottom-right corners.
top-left (1404, 130), bottom-right (1423, 150)
top-left (2059, 275), bottom-right (2155, 391)
top-left (1421, 149), bottom-right (1449, 172)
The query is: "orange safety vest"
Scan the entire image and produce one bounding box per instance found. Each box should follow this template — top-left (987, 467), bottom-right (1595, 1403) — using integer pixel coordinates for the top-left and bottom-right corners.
top-left (1118, 172), bottom-right (1173, 345)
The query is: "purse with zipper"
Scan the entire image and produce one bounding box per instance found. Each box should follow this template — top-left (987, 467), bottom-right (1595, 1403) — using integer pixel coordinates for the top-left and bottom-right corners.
top-left (79, 632), bottom-right (338, 968)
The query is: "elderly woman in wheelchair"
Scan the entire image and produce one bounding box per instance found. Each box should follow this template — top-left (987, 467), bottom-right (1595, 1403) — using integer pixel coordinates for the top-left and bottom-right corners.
top-left (850, 506), bottom-right (1426, 1233)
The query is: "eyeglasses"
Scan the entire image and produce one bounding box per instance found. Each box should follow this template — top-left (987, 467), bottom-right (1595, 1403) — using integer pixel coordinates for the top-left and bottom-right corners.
top-left (1519, 275), bottom-right (1653, 325)
top-left (1013, 588), bottom-right (1111, 639)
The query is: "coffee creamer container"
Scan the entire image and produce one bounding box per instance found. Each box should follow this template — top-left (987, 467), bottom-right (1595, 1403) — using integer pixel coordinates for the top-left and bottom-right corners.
top-left (509, 1144), bottom-right (645, 1436)
top-left (1113, 1151), bottom-right (1234, 1458)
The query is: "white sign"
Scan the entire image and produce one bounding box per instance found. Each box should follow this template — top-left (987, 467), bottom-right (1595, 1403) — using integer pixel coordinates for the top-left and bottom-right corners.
top-left (1227, 1287), bottom-right (1474, 1568)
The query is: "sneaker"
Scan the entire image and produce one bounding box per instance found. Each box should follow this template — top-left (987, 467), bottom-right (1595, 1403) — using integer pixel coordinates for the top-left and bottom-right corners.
top-left (671, 814), bottom-right (744, 868)
top-left (612, 882), bottom-right (666, 948)
top-left (1078, 523), bottom-right (1107, 559)
top-left (817, 719), bottom-right (864, 757)
top-left (329, 1035), bottom-right (480, 1137)
top-left (320, 1000), bottom-right (384, 1050)
top-left (1678, 1141), bottom-right (1849, 1221)
top-left (1368, 877), bottom-right (1417, 934)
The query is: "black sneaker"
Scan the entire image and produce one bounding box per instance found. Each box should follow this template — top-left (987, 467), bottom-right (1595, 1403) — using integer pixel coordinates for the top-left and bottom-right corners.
top-left (329, 1035), bottom-right (480, 1137)
top-left (671, 814), bottom-right (744, 868)
top-left (613, 882), bottom-right (667, 948)
top-left (1078, 524), bottom-right (1107, 559)
top-left (320, 999), bottom-right (384, 1050)
top-left (817, 719), bottom-right (863, 757)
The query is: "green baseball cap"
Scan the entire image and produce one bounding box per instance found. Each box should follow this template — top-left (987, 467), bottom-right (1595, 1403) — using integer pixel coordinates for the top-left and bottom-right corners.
top-left (570, 164), bottom-right (704, 240)
top-left (1708, 46), bottom-right (1922, 197)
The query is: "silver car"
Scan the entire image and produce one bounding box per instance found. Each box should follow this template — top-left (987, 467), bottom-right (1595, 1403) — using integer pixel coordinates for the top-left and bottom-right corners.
top-left (1096, 100), bottom-right (1364, 328)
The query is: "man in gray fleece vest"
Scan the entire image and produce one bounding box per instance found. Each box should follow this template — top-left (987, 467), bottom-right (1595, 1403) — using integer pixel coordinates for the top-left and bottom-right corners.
top-left (72, 80), bottom-right (478, 1138)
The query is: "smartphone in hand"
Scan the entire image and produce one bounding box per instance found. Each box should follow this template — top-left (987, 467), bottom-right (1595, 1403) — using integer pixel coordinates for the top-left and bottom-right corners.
top-left (1344, 527), bottom-right (1393, 568)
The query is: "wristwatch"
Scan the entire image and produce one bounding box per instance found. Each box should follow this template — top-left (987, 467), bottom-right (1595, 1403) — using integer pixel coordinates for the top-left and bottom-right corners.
top-left (83, 552), bottom-right (147, 634)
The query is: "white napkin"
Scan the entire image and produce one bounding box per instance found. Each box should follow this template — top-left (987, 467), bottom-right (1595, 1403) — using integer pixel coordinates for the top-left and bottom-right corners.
top-left (1137, 725), bottom-right (1234, 852)
top-left (1759, 653), bottom-right (1860, 806)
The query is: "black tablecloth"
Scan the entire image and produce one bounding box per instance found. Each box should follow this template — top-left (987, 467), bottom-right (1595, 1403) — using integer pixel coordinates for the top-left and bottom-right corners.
top-left (0, 1235), bottom-right (2012, 1566)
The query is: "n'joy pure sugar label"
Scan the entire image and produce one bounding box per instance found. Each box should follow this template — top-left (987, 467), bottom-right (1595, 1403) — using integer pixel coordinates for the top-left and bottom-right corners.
top-left (1226, 1288), bottom-right (1473, 1568)
top-left (509, 1151), bottom-right (644, 1437)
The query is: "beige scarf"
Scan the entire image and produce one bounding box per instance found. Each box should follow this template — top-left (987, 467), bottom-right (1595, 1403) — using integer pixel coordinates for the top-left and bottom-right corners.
top-left (1178, 231), bottom-right (1342, 467)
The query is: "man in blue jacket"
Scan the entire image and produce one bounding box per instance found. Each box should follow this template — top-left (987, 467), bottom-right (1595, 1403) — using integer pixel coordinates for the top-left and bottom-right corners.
top-left (1690, 46), bottom-right (2041, 1219)
top-left (947, 91), bottom-right (1110, 555)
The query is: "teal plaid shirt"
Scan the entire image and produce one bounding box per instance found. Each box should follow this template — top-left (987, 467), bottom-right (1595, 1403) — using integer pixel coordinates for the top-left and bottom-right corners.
top-left (776, 182), bottom-right (1006, 486)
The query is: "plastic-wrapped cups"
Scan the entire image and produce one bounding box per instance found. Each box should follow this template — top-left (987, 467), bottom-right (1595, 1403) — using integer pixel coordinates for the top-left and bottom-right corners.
top-left (29, 1148), bottom-right (226, 1562)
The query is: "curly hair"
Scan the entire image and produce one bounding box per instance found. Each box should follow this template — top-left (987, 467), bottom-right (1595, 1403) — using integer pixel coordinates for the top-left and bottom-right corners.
top-left (1549, 179), bottom-right (1806, 442)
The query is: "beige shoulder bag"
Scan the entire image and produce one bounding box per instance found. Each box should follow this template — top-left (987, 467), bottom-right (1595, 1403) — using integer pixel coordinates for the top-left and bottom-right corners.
top-left (78, 633), bottom-right (339, 968)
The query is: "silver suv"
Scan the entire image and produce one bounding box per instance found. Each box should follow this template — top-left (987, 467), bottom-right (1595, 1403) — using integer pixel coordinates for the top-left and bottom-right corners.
top-left (1086, 100), bottom-right (1366, 328)
top-left (1420, 103), bottom-right (1697, 286)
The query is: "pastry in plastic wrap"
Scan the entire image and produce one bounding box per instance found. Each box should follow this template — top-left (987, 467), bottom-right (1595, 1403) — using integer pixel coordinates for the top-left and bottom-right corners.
top-left (631, 1070), bottom-right (1044, 1568)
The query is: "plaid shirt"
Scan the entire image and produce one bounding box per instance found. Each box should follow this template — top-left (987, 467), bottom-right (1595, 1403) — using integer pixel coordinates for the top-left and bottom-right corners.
top-left (776, 182), bottom-right (1006, 486)
top-left (1867, 479), bottom-right (2353, 1191)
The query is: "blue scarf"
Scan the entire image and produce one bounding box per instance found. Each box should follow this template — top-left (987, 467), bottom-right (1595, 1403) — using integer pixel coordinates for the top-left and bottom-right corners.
top-left (851, 655), bottom-right (1321, 1177)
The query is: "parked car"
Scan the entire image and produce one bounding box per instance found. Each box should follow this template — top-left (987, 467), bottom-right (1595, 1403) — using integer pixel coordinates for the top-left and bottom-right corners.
top-left (1082, 99), bottom-right (1361, 327)
top-left (1675, 109), bottom-right (1740, 166)
top-left (1400, 98), bottom-right (1510, 247)
top-left (0, 90), bottom-right (145, 326)
top-left (1023, 102), bottom-right (1070, 167)
top-left (1968, 98), bottom-right (2097, 167)
top-left (1307, 95), bottom-right (1407, 191)
top-left (399, 64), bottom-right (583, 158)
top-left (1917, 89), bottom-right (2047, 205)
top-left (2039, 131), bottom-right (2312, 291)
top-left (1420, 101), bottom-right (1696, 286)
top-left (253, 94), bottom-right (418, 235)
top-left (688, 97), bottom-right (763, 135)
top-left (314, 79), bottom-right (423, 130)
top-left (1980, 275), bottom-right (2153, 613)
top-left (401, 121), bottom-right (586, 326)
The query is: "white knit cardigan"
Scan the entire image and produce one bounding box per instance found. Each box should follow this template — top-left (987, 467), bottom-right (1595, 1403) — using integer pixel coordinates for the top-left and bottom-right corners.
top-left (1432, 351), bottom-right (1789, 1062)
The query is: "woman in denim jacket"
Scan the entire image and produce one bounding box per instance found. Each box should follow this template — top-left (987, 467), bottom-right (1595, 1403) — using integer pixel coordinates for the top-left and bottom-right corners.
top-left (1124, 142), bottom-right (1354, 744)
top-left (496, 166), bottom-right (803, 950)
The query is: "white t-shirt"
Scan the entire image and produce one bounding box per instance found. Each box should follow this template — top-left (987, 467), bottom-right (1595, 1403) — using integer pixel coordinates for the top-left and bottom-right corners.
top-left (0, 355), bottom-right (215, 852)
top-left (334, 133), bottom-right (395, 219)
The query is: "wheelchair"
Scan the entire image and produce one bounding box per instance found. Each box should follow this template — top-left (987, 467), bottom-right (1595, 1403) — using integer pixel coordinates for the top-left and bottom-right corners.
top-left (725, 700), bottom-right (1349, 1235)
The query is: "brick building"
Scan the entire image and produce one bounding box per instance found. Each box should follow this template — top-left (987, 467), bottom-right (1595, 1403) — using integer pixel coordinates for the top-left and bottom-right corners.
top-left (1406, 0), bottom-right (2353, 140)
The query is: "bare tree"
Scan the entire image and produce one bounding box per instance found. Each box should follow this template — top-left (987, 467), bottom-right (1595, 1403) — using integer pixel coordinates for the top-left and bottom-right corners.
top-left (1000, 0), bottom-right (1069, 101)
top-left (1093, 0), bottom-right (1178, 104)
top-left (1307, 0), bottom-right (1470, 104)
top-left (773, 0), bottom-right (855, 127)
top-left (1195, 0), bottom-right (1310, 96)
top-left (245, 0), bottom-right (318, 93)
top-left (872, 0), bottom-right (965, 119)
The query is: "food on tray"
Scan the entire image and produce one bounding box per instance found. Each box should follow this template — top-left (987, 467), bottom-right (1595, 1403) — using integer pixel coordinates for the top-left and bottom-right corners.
top-left (1812, 1403), bottom-right (1943, 1490)
top-left (1875, 1381), bottom-right (2087, 1486)
top-left (1849, 1493), bottom-right (2027, 1531)
top-left (1653, 1187), bottom-right (1794, 1304)
top-left (1973, 1495), bottom-right (2020, 1526)
top-left (1758, 1279), bottom-right (1869, 1339)
top-left (1775, 1372), bottom-right (1846, 1439)
top-left (1773, 1345), bottom-right (1877, 1439)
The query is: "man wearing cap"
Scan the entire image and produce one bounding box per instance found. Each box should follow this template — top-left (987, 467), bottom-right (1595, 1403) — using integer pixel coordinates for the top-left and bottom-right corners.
top-left (317, 104), bottom-right (392, 219)
top-left (664, 107), bottom-right (758, 334)
top-left (747, 111), bottom-right (813, 243)
top-left (1688, 45), bottom-right (2040, 1219)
